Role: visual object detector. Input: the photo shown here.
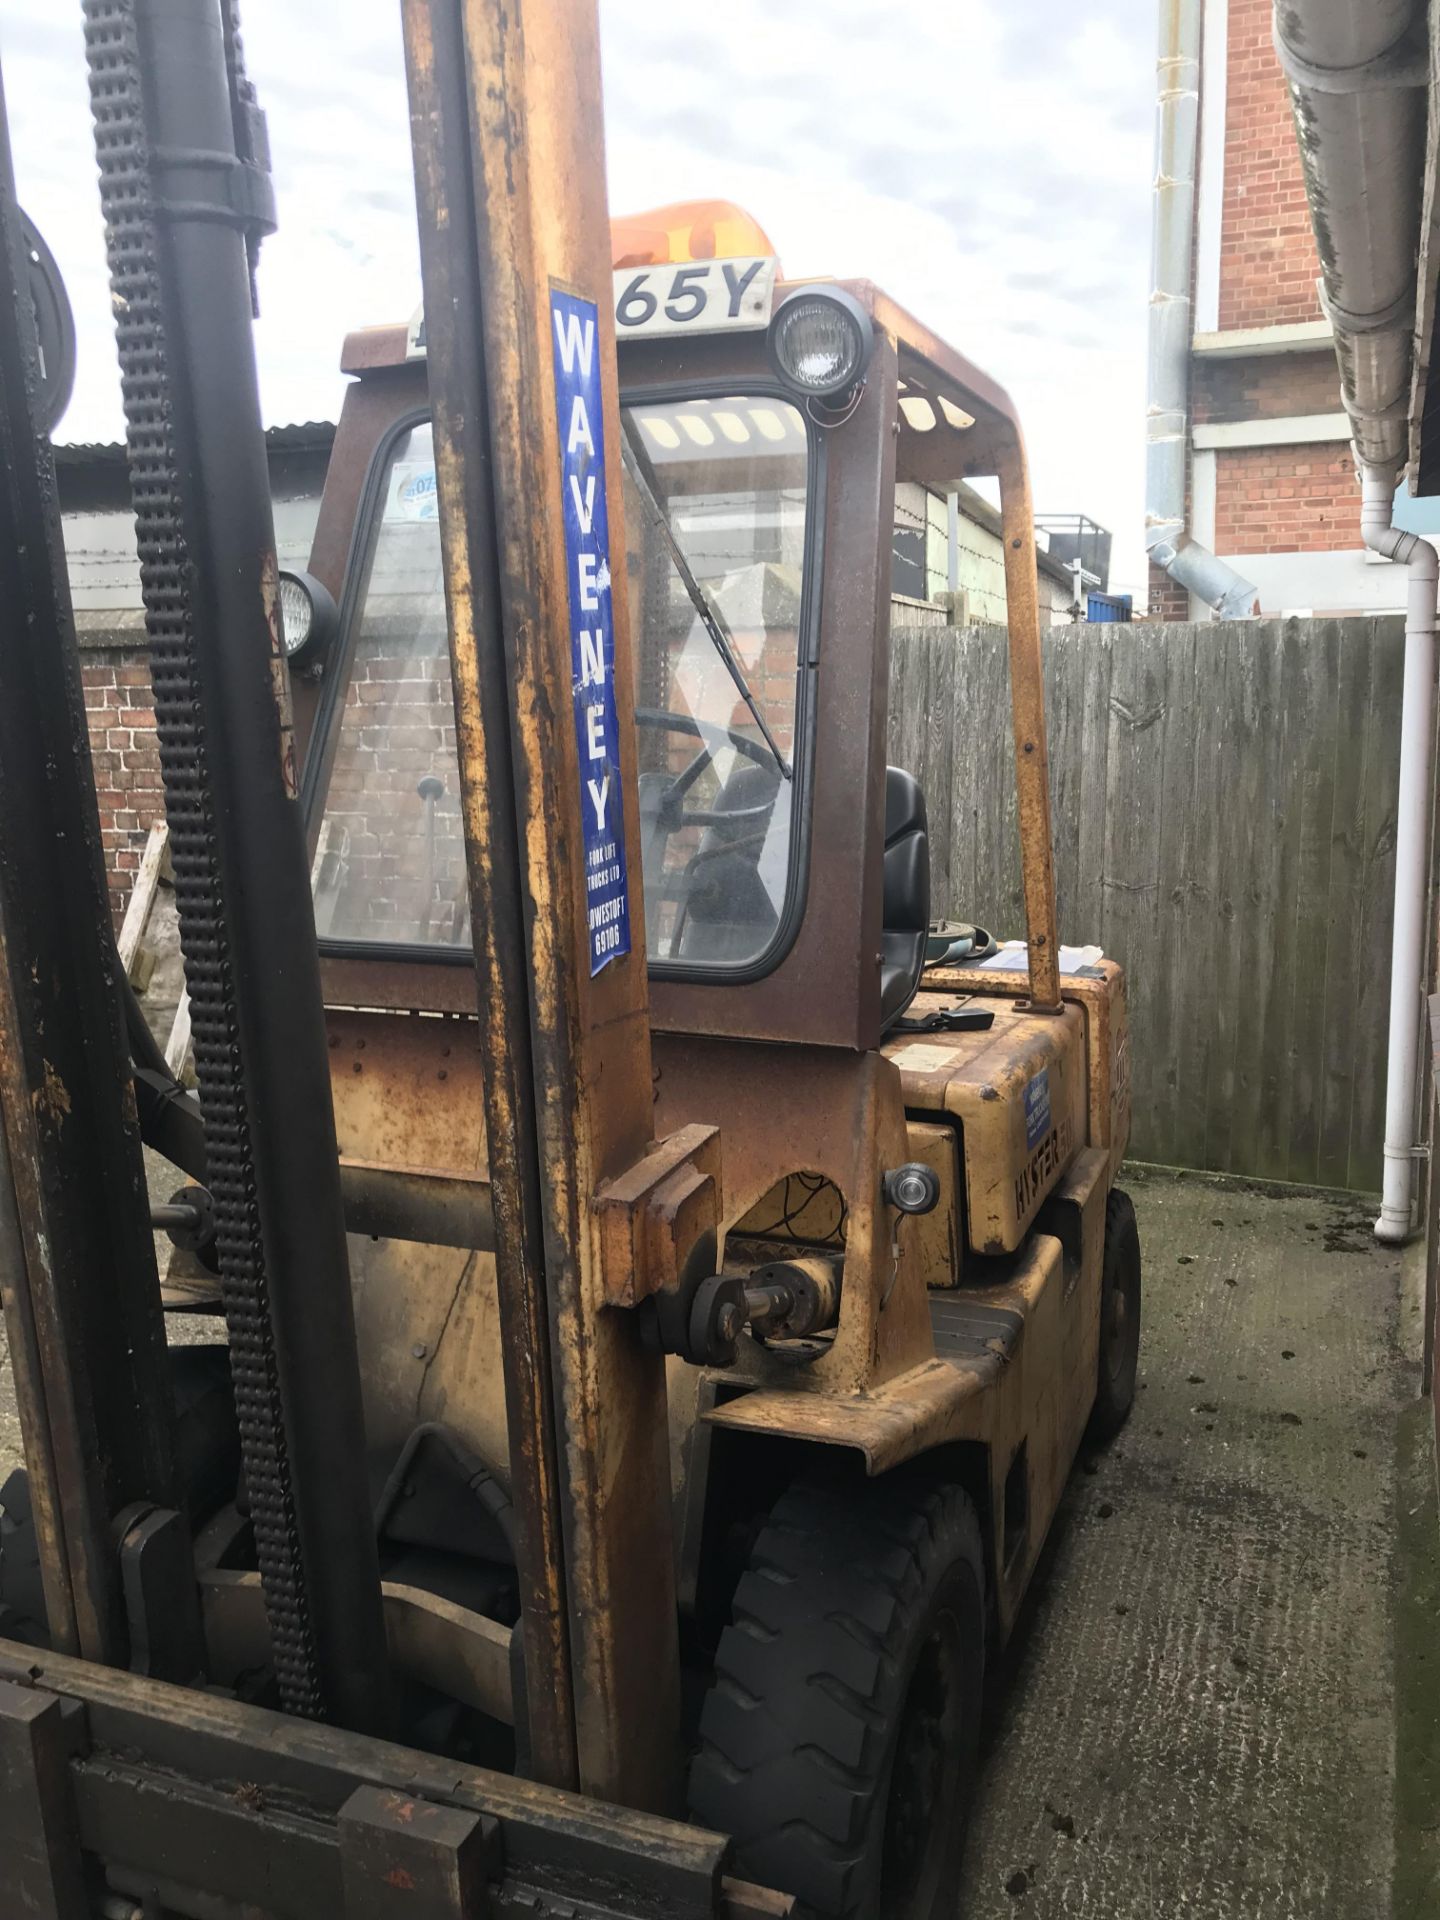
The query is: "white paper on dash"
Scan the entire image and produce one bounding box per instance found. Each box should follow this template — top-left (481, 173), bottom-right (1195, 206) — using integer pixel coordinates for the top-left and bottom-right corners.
top-left (891, 1041), bottom-right (962, 1074)
top-left (976, 942), bottom-right (1105, 973)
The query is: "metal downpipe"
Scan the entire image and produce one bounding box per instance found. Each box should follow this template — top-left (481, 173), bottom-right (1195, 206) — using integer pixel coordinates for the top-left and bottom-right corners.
top-left (1361, 469), bottom-right (1437, 1243)
top-left (1274, 0), bottom-right (1427, 475)
top-left (1279, 2), bottom-right (1431, 1239)
top-left (1146, 0), bottom-right (1259, 617)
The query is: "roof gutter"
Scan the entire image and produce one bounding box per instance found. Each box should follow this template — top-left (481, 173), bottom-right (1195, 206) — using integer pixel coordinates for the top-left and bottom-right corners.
top-left (1274, 0), bottom-right (1428, 474)
top-left (1145, 0), bottom-right (1259, 618)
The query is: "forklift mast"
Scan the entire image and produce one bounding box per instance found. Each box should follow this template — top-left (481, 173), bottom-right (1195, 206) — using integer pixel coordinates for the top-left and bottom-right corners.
top-left (0, 0), bottom-right (768, 1913)
top-left (83, 0), bottom-right (389, 1734)
top-left (399, 0), bottom-right (694, 1807)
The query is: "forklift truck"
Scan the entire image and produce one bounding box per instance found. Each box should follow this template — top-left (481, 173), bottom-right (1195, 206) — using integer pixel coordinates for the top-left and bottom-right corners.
top-left (0, 2), bottom-right (1139, 1916)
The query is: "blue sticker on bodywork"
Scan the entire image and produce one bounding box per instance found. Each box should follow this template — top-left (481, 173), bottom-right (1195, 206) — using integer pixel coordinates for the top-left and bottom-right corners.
top-left (1024, 1067), bottom-right (1051, 1151)
top-left (551, 287), bottom-right (631, 975)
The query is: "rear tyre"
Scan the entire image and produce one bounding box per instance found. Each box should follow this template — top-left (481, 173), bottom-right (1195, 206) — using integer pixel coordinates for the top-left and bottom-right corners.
top-left (1088, 1186), bottom-right (1141, 1442)
top-left (688, 1471), bottom-right (985, 1920)
top-left (0, 1468), bottom-right (46, 1646)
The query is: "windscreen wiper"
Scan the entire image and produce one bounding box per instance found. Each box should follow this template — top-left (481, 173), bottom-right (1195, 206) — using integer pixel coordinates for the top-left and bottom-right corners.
top-left (619, 418), bottom-right (792, 780)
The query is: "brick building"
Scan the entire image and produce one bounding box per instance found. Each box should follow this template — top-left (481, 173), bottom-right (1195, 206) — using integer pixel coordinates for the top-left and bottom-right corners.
top-left (57, 427), bottom-right (333, 923)
top-left (1148, 0), bottom-right (1420, 619)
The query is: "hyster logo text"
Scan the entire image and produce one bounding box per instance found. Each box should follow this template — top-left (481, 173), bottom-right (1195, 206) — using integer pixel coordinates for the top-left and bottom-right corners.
top-left (1014, 1117), bottom-right (1073, 1221)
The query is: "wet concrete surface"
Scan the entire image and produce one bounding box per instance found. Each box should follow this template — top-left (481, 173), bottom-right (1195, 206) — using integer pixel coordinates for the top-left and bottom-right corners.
top-left (957, 1166), bottom-right (1416, 1919)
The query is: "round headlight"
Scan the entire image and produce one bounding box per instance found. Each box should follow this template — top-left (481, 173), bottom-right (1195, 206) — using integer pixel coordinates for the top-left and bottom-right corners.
top-left (277, 567), bottom-right (338, 669)
top-left (21, 211), bottom-right (76, 436)
top-left (767, 288), bottom-right (874, 402)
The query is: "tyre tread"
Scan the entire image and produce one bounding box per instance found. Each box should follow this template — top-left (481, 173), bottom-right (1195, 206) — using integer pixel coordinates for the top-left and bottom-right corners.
top-left (1088, 1185), bottom-right (1142, 1442)
top-left (688, 1471), bottom-right (984, 1919)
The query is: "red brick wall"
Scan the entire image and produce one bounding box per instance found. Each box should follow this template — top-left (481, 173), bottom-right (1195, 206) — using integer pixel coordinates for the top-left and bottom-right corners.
top-left (81, 649), bottom-right (163, 925)
top-left (1219, 0), bottom-right (1322, 331)
top-left (318, 634), bottom-right (466, 944)
top-left (1194, 350), bottom-right (1340, 425)
top-left (1147, 566), bottom-right (1192, 621)
top-left (1212, 443), bottom-right (1358, 554)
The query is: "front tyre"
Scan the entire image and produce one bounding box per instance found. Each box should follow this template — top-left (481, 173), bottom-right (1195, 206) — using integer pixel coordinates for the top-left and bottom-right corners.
top-left (688, 1471), bottom-right (985, 1920)
top-left (1088, 1186), bottom-right (1142, 1442)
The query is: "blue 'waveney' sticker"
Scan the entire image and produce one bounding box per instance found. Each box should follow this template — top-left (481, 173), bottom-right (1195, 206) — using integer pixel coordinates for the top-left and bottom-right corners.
top-left (1024, 1067), bottom-right (1051, 1151)
top-left (551, 287), bottom-right (631, 975)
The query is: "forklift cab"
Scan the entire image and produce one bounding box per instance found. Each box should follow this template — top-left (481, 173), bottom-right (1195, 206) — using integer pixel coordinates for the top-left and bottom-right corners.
top-left (289, 206), bottom-right (1042, 1053)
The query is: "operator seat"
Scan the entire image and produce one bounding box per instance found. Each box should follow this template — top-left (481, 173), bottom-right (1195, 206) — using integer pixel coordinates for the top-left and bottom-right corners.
top-left (880, 765), bottom-right (930, 1030)
top-left (675, 759), bottom-right (782, 964)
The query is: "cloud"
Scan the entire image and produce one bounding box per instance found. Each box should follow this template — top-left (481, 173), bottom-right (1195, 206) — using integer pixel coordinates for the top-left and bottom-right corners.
top-left (0, 0), bottom-right (1155, 589)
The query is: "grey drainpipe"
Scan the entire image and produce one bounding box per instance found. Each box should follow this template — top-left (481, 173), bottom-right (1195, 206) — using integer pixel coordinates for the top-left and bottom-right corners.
top-left (1273, 0), bottom-right (1427, 476)
top-left (1277, 0), bottom-right (1431, 1240)
top-left (1146, 0), bottom-right (1260, 617)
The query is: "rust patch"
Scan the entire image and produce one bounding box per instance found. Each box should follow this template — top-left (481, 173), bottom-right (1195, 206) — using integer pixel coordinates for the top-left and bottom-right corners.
top-left (33, 1061), bottom-right (70, 1127)
top-left (260, 549), bottom-right (299, 799)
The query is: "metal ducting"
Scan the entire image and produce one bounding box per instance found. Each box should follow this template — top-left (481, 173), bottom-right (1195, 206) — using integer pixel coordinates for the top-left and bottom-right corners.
top-left (1275, 0), bottom-right (1429, 472)
top-left (1146, 0), bottom-right (1260, 618)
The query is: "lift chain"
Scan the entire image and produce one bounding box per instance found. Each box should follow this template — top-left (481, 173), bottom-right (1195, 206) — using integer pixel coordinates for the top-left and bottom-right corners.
top-left (82, 0), bottom-right (323, 1718)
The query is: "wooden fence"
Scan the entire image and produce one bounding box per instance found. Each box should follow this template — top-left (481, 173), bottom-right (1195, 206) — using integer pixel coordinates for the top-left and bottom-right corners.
top-left (888, 617), bottom-right (1407, 1192)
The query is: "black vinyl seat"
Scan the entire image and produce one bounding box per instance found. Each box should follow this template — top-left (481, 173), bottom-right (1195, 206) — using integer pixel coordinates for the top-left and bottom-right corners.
top-left (881, 765), bottom-right (930, 1030)
top-left (675, 760), bottom-right (782, 964)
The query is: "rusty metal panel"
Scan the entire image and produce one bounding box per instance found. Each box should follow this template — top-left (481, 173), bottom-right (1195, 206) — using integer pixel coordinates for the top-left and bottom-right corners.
top-left (886, 998), bottom-right (1087, 1255)
top-left (653, 1036), bottom-right (936, 1395)
top-left (939, 959), bottom-right (1132, 1182)
top-left (327, 1008), bottom-right (488, 1175)
top-left (1036, 1143), bottom-right (1110, 1470)
top-left (0, 57), bottom-right (182, 1668)
top-left (401, 0), bottom-right (576, 1793)
top-left (0, 1681), bottom-right (89, 1919)
top-left (403, 0), bottom-right (682, 1809)
top-left (339, 1787), bottom-right (499, 1918)
top-left (996, 433), bottom-right (1063, 1013)
top-left (0, 1639), bottom-right (748, 1920)
top-left (904, 1120), bottom-right (964, 1288)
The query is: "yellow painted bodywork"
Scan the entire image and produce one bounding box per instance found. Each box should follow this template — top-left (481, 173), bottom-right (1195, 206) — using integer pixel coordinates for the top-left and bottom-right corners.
top-left (884, 994), bottom-right (1088, 1255)
top-left (703, 983), bottom-right (1121, 1634)
top-left (931, 959), bottom-right (1132, 1183)
top-left (904, 1120), bottom-right (964, 1288)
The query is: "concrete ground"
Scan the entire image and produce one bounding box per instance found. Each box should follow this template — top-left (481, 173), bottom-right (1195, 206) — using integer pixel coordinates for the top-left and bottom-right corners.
top-left (1, 1157), bottom-right (1434, 1917)
top-left (957, 1165), bottom-right (1430, 1920)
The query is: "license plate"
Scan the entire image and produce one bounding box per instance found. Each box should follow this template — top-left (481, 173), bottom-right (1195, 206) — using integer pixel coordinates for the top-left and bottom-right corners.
top-left (612, 258), bottom-right (777, 340)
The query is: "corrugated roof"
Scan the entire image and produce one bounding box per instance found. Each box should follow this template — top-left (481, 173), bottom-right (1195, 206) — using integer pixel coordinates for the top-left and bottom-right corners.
top-left (52, 420), bottom-right (337, 465)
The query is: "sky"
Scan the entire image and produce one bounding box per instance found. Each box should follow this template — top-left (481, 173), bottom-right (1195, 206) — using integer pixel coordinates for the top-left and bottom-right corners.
top-left (0, 0), bottom-right (1157, 594)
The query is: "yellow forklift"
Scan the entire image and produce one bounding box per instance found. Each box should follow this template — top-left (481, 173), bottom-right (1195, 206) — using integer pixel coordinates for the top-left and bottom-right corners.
top-left (0, 2), bottom-right (1138, 1916)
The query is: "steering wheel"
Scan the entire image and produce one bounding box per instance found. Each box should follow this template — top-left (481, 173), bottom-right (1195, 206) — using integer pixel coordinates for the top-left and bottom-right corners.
top-left (634, 708), bottom-right (779, 837)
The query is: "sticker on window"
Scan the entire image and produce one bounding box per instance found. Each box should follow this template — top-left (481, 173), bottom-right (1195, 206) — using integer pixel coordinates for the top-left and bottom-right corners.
top-left (551, 287), bottom-right (631, 976)
top-left (384, 459), bottom-right (439, 522)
